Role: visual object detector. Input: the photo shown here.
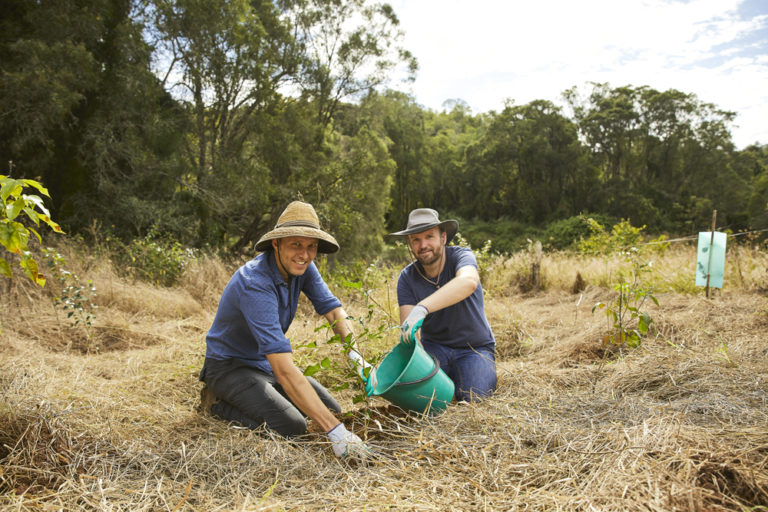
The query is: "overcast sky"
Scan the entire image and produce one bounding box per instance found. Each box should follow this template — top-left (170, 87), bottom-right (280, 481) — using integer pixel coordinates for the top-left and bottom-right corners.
top-left (386, 0), bottom-right (767, 149)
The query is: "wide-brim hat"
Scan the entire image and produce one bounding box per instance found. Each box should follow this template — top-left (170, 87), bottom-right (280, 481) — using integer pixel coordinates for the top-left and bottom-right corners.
top-left (389, 208), bottom-right (459, 244)
top-left (255, 201), bottom-right (339, 253)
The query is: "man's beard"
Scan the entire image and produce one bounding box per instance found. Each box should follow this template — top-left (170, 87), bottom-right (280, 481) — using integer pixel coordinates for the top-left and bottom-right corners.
top-left (416, 245), bottom-right (443, 267)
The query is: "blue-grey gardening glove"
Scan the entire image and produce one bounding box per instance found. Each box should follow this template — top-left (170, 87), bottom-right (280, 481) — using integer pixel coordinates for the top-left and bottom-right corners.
top-left (400, 304), bottom-right (428, 345)
top-left (327, 423), bottom-right (371, 459)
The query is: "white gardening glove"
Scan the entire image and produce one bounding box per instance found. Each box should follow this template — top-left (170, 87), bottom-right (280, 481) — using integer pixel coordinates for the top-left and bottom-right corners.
top-left (348, 349), bottom-right (377, 395)
top-left (327, 423), bottom-right (371, 459)
top-left (400, 304), bottom-right (428, 345)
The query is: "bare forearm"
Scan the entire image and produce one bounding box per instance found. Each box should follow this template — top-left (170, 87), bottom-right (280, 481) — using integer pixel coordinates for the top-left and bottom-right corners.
top-left (325, 306), bottom-right (354, 346)
top-left (267, 353), bottom-right (339, 431)
top-left (417, 273), bottom-right (477, 313)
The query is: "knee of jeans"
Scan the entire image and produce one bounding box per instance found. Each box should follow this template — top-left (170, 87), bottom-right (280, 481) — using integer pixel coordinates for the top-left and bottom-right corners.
top-left (270, 412), bottom-right (308, 438)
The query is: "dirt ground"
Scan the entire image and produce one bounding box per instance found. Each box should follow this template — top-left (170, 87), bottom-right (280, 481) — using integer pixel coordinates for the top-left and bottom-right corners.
top-left (1, 255), bottom-right (767, 510)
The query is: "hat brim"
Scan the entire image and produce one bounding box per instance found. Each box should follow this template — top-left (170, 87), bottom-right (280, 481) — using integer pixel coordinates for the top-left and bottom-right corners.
top-left (389, 220), bottom-right (458, 244)
top-left (255, 226), bottom-right (339, 253)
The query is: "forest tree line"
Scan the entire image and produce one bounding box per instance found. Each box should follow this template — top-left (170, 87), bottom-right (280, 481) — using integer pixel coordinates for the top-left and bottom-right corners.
top-left (2, 0), bottom-right (767, 261)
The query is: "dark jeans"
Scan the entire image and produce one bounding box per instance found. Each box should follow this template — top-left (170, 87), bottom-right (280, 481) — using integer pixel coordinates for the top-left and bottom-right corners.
top-left (420, 340), bottom-right (497, 402)
top-left (200, 357), bottom-right (341, 437)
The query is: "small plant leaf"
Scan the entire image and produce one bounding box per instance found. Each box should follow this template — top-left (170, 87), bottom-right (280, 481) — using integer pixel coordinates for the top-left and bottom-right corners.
top-left (0, 178), bottom-right (22, 202)
top-left (21, 179), bottom-right (50, 197)
top-left (0, 257), bottom-right (12, 277)
top-left (303, 364), bottom-right (320, 377)
top-left (343, 280), bottom-right (363, 290)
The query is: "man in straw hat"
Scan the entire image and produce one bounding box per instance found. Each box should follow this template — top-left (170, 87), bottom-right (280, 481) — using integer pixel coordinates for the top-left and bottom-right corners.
top-left (199, 201), bottom-right (370, 459)
top-left (389, 208), bottom-right (496, 402)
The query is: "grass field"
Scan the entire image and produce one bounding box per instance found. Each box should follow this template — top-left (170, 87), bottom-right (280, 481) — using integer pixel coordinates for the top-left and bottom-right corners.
top-left (1, 240), bottom-right (767, 511)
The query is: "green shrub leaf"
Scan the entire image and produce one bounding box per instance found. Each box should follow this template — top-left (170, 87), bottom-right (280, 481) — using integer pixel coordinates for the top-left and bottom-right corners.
top-left (0, 257), bottom-right (11, 277)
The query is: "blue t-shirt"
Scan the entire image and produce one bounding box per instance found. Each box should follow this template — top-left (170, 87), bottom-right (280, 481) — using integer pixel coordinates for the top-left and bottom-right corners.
top-left (204, 251), bottom-right (342, 374)
top-left (396, 246), bottom-right (495, 349)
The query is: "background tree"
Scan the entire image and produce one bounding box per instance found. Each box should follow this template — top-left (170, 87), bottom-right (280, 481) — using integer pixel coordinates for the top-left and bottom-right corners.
top-left (564, 83), bottom-right (744, 231)
top-left (462, 100), bottom-right (595, 224)
top-left (290, 0), bottom-right (417, 129)
top-left (2, 1), bottom-right (763, 258)
top-left (146, 0), bottom-right (299, 245)
top-left (0, 0), bottom-right (186, 238)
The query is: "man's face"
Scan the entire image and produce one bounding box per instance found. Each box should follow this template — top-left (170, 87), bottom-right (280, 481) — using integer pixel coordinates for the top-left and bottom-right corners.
top-left (407, 227), bottom-right (446, 267)
top-left (273, 236), bottom-right (319, 279)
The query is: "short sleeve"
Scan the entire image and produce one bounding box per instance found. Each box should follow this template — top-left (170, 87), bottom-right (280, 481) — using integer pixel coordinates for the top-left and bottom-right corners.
top-left (396, 267), bottom-right (418, 307)
top-left (301, 262), bottom-right (342, 315)
top-left (239, 278), bottom-right (292, 355)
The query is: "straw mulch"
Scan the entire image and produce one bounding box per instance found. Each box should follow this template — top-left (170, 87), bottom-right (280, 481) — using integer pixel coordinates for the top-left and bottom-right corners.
top-left (1, 264), bottom-right (767, 511)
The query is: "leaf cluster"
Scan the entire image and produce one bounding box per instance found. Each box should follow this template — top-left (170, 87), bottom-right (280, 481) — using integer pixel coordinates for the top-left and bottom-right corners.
top-left (0, 175), bottom-right (64, 286)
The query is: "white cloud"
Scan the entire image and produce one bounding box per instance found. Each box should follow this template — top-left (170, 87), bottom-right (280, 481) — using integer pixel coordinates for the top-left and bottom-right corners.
top-left (387, 0), bottom-right (768, 148)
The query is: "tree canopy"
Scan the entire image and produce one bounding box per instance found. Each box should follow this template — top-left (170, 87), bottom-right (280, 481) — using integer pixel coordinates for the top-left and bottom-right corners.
top-left (1, 1), bottom-right (765, 260)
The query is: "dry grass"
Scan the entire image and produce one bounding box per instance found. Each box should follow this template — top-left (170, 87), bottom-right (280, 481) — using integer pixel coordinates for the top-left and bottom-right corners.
top-left (1, 241), bottom-right (767, 511)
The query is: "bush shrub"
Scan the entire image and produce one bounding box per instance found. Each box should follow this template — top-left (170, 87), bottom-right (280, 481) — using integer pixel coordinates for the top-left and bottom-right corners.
top-left (112, 229), bottom-right (196, 287)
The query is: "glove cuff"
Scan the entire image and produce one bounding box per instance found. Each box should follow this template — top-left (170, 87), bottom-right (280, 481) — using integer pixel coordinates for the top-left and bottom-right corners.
top-left (348, 349), bottom-right (363, 363)
top-left (415, 304), bottom-right (429, 314)
top-left (327, 422), bottom-right (347, 441)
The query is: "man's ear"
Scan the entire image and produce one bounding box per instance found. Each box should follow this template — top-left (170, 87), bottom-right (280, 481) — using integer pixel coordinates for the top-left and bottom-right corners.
top-left (441, 230), bottom-right (447, 245)
top-left (272, 238), bottom-right (279, 250)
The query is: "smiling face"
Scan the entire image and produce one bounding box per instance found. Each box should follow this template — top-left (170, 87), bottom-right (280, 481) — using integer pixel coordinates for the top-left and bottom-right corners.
top-left (272, 236), bottom-right (319, 280)
top-left (407, 226), bottom-right (446, 269)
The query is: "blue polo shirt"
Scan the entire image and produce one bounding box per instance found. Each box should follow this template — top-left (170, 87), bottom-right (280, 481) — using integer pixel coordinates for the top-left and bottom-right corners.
top-left (397, 246), bottom-right (495, 349)
top-left (204, 251), bottom-right (341, 374)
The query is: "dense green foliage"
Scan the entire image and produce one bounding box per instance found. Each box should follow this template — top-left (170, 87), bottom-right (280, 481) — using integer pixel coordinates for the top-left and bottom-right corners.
top-left (2, 1), bottom-right (766, 261)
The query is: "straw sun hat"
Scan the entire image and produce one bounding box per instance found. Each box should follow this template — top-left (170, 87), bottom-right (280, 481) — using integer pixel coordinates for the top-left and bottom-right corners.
top-left (389, 208), bottom-right (459, 244)
top-left (255, 201), bottom-right (339, 253)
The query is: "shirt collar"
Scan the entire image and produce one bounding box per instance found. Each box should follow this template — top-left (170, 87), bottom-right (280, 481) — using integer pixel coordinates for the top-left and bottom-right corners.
top-left (264, 250), bottom-right (288, 286)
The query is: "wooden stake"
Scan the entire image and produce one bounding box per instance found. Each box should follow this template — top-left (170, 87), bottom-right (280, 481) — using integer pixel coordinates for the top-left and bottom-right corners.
top-left (706, 210), bottom-right (717, 298)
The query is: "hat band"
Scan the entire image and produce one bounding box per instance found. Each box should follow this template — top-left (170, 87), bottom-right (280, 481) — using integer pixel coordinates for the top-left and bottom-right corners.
top-left (406, 222), bottom-right (439, 231)
top-left (275, 220), bottom-right (321, 230)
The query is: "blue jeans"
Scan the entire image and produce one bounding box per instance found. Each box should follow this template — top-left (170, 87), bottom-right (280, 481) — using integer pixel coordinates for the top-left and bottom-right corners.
top-left (200, 357), bottom-right (341, 437)
top-left (420, 340), bottom-right (497, 402)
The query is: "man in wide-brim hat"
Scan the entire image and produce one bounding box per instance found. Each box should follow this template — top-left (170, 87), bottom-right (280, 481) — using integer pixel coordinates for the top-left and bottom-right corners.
top-left (389, 208), bottom-right (497, 402)
top-left (199, 201), bottom-right (370, 459)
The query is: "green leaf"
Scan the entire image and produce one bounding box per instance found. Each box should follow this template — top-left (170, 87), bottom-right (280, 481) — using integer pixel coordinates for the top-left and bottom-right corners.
top-left (8, 197), bottom-right (25, 220)
top-left (28, 227), bottom-right (42, 243)
top-left (303, 364), bottom-right (320, 377)
top-left (22, 207), bottom-right (41, 226)
top-left (638, 312), bottom-right (652, 334)
top-left (0, 178), bottom-right (22, 202)
top-left (343, 280), bottom-right (363, 290)
top-left (0, 221), bottom-right (29, 253)
top-left (21, 179), bottom-right (50, 197)
top-left (23, 194), bottom-right (50, 217)
top-left (320, 357), bottom-right (331, 369)
top-left (20, 256), bottom-right (45, 287)
top-left (0, 257), bottom-right (12, 277)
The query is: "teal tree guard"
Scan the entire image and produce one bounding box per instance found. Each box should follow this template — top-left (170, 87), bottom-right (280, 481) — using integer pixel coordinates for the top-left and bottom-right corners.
top-left (696, 231), bottom-right (727, 289)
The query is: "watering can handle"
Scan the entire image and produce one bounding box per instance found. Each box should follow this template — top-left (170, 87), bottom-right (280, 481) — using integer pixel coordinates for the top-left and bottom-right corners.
top-left (393, 353), bottom-right (441, 387)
